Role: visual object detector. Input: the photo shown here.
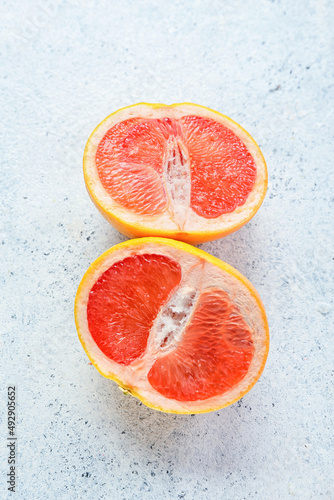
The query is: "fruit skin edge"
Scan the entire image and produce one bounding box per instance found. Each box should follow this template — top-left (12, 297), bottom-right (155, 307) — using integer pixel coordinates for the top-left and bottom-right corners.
top-left (83, 102), bottom-right (268, 245)
top-left (74, 237), bottom-right (270, 414)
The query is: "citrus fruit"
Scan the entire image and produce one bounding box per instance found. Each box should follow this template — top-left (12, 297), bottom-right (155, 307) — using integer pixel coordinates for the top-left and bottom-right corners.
top-left (74, 238), bottom-right (269, 414)
top-left (83, 102), bottom-right (267, 244)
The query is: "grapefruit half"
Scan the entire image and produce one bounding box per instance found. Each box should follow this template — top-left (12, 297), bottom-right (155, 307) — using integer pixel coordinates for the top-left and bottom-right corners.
top-left (75, 238), bottom-right (269, 414)
top-left (83, 103), bottom-right (267, 244)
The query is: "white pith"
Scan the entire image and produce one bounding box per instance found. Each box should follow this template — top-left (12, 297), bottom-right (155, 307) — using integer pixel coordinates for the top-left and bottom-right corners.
top-left (84, 103), bottom-right (267, 235)
top-left (150, 268), bottom-right (200, 355)
top-left (161, 134), bottom-right (191, 230)
top-left (75, 240), bottom-right (269, 413)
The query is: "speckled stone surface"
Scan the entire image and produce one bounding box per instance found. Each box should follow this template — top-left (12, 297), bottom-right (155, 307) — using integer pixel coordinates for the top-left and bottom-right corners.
top-left (1, 1), bottom-right (333, 499)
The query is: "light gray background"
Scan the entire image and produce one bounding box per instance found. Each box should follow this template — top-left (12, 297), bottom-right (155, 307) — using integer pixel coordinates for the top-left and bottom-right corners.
top-left (1, 1), bottom-right (333, 499)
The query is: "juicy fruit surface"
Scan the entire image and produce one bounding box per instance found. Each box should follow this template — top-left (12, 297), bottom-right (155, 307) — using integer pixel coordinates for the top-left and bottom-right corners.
top-left (95, 115), bottom-right (257, 219)
top-left (148, 288), bottom-right (254, 402)
top-left (86, 253), bottom-right (255, 402)
top-left (87, 254), bottom-right (181, 365)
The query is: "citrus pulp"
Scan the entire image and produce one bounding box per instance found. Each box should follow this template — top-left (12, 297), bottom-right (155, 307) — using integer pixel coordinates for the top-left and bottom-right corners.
top-left (74, 238), bottom-right (269, 413)
top-left (83, 103), bottom-right (267, 244)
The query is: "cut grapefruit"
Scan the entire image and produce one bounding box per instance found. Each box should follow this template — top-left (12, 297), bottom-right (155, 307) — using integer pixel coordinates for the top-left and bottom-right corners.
top-left (83, 103), bottom-right (267, 244)
top-left (74, 238), bottom-right (269, 414)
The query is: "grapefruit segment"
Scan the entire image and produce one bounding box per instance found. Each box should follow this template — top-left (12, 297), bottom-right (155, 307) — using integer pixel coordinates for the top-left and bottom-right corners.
top-left (75, 238), bottom-right (269, 414)
top-left (148, 288), bottom-right (254, 402)
top-left (96, 118), bottom-right (167, 215)
top-left (87, 254), bottom-right (181, 365)
top-left (98, 161), bottom-right (167, 216)
top-left (181, 115), bottom-right (257, 218)
top-left (84, 103), bottom-right (268, 244)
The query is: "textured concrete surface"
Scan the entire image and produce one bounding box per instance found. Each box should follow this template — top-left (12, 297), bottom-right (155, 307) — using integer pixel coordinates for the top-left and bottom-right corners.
top-left (1, 1), bottom-right (333, 499)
